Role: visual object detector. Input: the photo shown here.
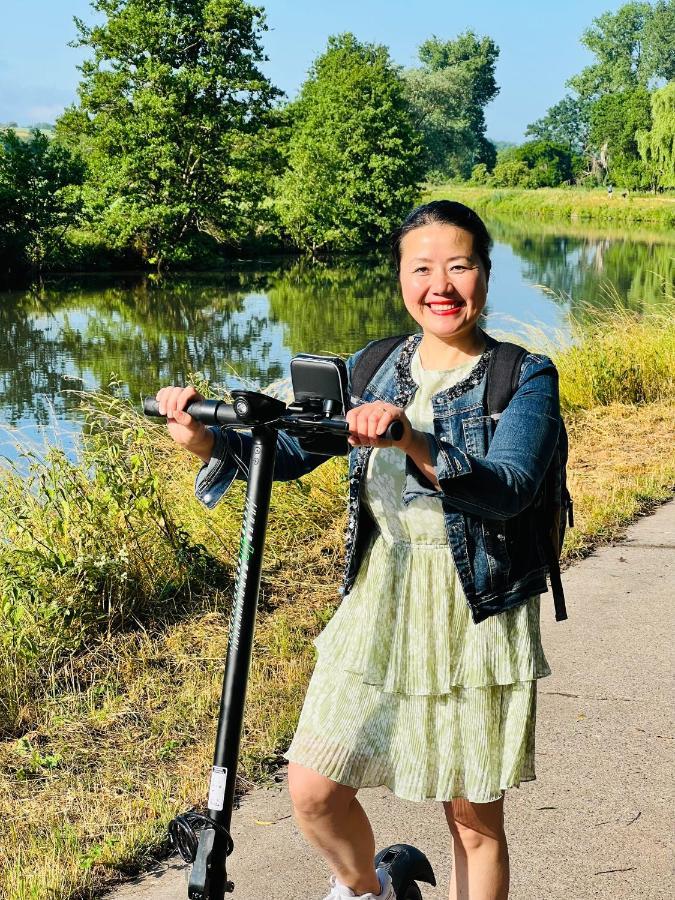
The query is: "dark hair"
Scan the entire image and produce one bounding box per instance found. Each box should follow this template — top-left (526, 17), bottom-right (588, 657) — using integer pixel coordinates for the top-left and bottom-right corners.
top-left (391, 200), bottom-right (492, 277)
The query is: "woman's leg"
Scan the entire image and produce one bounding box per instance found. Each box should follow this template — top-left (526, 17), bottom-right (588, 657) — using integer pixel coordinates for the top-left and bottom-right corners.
top-left (442, 795), bottom-right (509, 900)
top-left (287, 761), bottom-right (381, 895)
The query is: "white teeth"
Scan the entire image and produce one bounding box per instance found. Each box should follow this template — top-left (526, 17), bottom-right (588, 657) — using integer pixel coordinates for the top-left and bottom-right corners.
top-left (429, 302), bottom-right (461, 310)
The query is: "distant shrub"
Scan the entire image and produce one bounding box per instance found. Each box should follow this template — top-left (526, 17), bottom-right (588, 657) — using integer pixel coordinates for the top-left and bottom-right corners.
top-left (470, 163), bottom-right (491, 184)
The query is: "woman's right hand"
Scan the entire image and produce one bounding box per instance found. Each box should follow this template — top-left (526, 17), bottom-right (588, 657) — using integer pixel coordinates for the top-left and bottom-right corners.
top-left (155, 386), bottom-right (215, 463)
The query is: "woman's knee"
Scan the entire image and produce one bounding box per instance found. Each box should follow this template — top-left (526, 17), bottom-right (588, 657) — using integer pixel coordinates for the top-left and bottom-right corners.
top-left (287, 762), bottom-right (356, 820)
top-left (444, 796), bottom-right (506, 852)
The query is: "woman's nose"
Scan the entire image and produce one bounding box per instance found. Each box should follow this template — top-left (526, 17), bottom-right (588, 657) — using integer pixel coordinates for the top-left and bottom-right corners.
top-left (430, 268), bottom-right (455, 295)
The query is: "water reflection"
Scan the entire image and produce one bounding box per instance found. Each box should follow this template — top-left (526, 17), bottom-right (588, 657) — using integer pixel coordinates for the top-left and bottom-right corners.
top-left (490, 220), bottom-right (673, 320)
top-left (0, 222), bottom-right (671, 453)
top-left (266, 258), bottom-right (409, 356)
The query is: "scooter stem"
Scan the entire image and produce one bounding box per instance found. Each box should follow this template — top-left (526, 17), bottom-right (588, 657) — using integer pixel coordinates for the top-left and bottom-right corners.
top-left (189, 425), bottom-right (278, 899)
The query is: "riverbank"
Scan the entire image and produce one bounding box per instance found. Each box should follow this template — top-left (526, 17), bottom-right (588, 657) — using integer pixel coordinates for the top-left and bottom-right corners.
top-left (0, 311), bottom-right (673, 899)
top-left (423, 184), bottom-right (675, 229)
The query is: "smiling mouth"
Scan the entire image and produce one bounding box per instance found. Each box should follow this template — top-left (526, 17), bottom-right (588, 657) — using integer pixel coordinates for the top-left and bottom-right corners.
top-left (425, 300), bottom-right (465, 314)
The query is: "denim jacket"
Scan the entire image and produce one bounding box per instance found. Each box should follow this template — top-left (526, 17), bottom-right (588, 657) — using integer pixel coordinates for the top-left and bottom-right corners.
top-left (195, 330), bottom-right (561, 624)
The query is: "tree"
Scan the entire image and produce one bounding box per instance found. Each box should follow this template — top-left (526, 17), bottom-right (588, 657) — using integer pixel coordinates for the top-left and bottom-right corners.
top-left (403, 32), bottom-right (499, 179)
top-left (568, 1), bottom-right (674, 100)
top-left (0, 129), bottom-right (85, 275)
top-left (642, 0), bottom-right (675, 82)
top-left (275, 33), bottom-right (423, 253)
top-left (568, 2), bottom-right (654, 99)
top-left (490, 158), bottom-right (535, 188)
top-left (589, 87), bottom-right (653, 188)
top-left (637, 81), bottom-right (675, 189)
top-left (58, 0), bottom-right (282, 266)
top-left (525, 95), bottom-right (592, 154)
top-left (513, 141), bottom-right (579, 186)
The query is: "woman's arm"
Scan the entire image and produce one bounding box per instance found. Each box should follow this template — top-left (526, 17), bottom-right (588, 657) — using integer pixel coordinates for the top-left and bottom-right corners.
top-left (424, 355), bottom-right (560, 519)
top-left (154, 384), bottom-right (330, 510)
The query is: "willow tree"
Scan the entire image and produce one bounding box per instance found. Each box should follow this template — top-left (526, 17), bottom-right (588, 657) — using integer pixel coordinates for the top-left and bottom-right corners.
top-left (275, 34), bottom-right (423, 253)
top-left (58, 0), bottom-right (282, 266)
top-left (637, 82), bottom-right (675, 190)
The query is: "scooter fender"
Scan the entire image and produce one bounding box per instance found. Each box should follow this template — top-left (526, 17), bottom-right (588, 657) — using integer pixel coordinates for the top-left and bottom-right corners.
top-left (374, 843), bottom-right (436, 893)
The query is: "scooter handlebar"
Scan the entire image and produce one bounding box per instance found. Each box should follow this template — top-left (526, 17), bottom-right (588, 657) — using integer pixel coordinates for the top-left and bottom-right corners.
top-left (143, 398), bottom-right (404, 442)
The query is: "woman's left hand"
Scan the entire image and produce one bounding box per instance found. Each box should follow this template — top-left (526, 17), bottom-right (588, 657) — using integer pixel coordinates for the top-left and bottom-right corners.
top-left (346, 402), bottom-right (413, 450)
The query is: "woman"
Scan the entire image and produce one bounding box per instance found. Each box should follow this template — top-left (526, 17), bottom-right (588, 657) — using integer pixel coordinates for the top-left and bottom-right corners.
top-left (156, 201), bottom-right (559, 900)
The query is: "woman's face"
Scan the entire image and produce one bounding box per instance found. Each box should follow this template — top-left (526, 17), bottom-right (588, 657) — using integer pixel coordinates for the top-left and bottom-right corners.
top-left (398, 223), bottom-right (488, 343)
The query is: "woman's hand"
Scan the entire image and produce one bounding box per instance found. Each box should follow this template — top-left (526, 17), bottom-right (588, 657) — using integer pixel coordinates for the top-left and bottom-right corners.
top-left (346, 401), bottom-right (441, 488)
top-left (346, 401), bottom-right (414, 450)
top-left (155, 385), bottom-right (215, 463)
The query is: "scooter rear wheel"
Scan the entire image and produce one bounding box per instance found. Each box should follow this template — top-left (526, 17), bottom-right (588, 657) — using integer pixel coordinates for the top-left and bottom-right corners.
top-left (400, 884), bottom-right (423, 900)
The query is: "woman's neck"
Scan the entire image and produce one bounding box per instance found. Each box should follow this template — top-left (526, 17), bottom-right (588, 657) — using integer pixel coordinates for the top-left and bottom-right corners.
top-left (418, 328), bottom-right (486, 370)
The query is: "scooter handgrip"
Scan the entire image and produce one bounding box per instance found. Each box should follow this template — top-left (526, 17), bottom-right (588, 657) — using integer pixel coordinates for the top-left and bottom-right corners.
top-left (325, 418), bottom-right (403, 442)
top-left (142, 397), bottom-right (237, 426)
top-left (385, 421), bottom-right (404, 441)
top-left (143, 397), bottom-right (162, 416)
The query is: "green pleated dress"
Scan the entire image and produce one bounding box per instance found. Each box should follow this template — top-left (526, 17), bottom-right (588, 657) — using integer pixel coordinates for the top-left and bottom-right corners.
top-left (284, 349), bottom-right (551, 803)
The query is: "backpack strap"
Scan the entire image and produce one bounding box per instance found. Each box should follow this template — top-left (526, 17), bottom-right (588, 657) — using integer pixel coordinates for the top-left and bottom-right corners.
top-left (485, 341), bottom-right (528, 416)
top-left (549, 557), bottom-right (568, 622)
top-left (350, 334), bottom-right (410, 401)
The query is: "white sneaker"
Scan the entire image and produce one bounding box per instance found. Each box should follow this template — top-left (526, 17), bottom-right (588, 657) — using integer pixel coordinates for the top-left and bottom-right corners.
top-left (322, 868), bottom-right (395, 899)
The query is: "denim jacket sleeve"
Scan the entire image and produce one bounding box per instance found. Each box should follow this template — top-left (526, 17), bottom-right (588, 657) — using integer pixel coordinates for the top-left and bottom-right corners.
top-left (424, 354), bottom-right (560, 520)
top-left (194, 425), bottom-right (330, 508)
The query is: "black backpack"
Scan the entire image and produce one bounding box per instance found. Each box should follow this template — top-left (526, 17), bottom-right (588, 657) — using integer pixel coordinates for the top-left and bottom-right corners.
top-left (350, 335), bottom-right (572, 622)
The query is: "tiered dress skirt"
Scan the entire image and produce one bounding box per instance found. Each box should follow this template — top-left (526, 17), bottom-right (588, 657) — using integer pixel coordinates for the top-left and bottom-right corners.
top-left (284, 351), bottom-right (550, 803)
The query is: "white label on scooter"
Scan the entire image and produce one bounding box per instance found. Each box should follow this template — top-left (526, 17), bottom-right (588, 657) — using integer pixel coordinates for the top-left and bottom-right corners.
top-left (208, 766), bottom-right (228, 811)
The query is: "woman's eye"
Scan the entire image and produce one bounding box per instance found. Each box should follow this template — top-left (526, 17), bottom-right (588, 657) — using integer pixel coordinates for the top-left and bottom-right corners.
top-left (413, 266), bottom-right (429, 274)
top-left (450, 265), bottom-right (468, 273)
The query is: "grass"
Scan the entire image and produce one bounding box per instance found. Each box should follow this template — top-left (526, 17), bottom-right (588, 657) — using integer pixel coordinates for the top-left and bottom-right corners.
top-left (0, 309), bottom-right (673, 898)
top-left (423, 184), bottom-right (675, 229)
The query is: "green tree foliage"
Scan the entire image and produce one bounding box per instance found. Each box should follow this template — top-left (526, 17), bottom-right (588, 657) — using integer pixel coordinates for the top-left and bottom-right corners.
top-left (568, 1), bottom-right (674, 100)
top-left (274, 33), bottom-right (423, 253)
top-left (589, 87), bottom-right (653, 188)
top-left (59, 0), bottom-right (282, 266)
top-left (0, 129), bottom-right (85, 275)
top-left (642, 0), bottom-right (675, 81)
top-left (403, 32), bottom-right (499, 179)
top-left (490, 141), bottom-right (579, 188)
top-left (637, 81), bottom-right (675, 188)
top-left (569, 2), bottom-right (655, 99)
top-left (525, 95), bottom-right (592, 154)
top-left (535, 2), bottom-right (674, 188)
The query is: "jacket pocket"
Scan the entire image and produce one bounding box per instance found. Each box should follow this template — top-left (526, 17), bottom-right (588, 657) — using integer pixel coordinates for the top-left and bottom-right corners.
top-left (481, 520), bottom-right (512, 590)
top-left (461, 416), bottom-right (494, 458)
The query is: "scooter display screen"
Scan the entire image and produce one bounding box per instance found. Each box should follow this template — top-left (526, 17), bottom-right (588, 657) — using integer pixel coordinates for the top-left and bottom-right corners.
top-left (290, 353), bottom-right (350, 456)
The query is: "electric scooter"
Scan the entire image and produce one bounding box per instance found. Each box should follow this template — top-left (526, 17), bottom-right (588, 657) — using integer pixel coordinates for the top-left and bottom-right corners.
top-left (143, 352), bottom-right (436, 900)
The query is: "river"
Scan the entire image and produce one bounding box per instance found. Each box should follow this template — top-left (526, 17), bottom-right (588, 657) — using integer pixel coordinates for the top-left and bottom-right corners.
top-left (0, 219), bottom-right (672, 459)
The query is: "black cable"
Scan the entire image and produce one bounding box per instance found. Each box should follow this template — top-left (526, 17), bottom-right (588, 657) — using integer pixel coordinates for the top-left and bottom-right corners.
top-left (168, 810), bottom-right (234, 864)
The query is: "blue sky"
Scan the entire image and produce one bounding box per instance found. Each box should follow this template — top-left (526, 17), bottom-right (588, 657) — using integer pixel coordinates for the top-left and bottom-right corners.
top-left (1, 0), bottom-right (627, 141)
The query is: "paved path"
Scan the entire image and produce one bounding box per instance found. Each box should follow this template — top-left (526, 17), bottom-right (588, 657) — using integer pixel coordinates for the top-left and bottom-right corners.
top-left (107, 501), bottom-right (674, 900)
